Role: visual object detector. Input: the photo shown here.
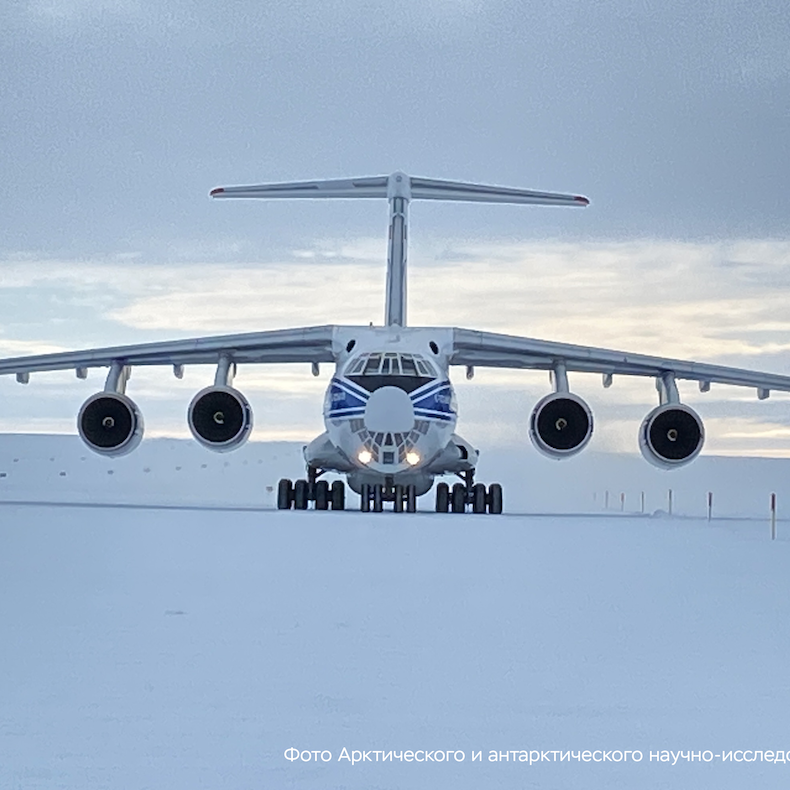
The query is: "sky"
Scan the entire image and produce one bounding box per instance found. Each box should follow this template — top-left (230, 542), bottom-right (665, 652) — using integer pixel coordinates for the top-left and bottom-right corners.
top-left (1, 0), bottom-right (789, 457)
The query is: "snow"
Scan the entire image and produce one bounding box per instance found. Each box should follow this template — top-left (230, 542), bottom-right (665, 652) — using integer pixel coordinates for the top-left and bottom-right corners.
top-left (2, 435), bottom-right (790, 788)
top-left (3, 432), bottom-right (790, 518)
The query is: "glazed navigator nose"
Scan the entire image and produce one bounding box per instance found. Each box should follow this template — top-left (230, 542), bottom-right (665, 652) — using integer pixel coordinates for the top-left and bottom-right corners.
top-left (364, 386), bottom-right (415, 433)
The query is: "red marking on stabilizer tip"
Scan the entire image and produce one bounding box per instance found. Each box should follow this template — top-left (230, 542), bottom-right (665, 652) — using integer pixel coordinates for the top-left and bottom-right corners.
top-left (574, 195), bottom-right (590, 205)
top-left (209, 187), bottom-right (225, 196)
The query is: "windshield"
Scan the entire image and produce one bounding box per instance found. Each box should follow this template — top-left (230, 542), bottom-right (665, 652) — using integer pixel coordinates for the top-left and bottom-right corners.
top-left (345, 352), bottom-right (438, 393)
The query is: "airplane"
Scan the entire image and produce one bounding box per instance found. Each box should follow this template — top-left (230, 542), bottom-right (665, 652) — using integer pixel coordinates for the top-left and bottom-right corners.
top-left (3, 171), bottom-right (790, 515)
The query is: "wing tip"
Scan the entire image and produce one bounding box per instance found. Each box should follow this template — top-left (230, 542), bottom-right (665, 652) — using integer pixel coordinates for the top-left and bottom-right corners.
top-left (209, 187), bottom-right (225, 197)
top-left (574, 195), bottom-right (590, 206)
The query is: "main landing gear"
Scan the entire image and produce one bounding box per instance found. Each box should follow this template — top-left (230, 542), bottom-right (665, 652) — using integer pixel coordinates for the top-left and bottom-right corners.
top-left (277, 467), bottom-right (346, 510)
top-left (435, 470), bottom-right (503, 514)
top-left (359, 483), bottom-right (418, 513)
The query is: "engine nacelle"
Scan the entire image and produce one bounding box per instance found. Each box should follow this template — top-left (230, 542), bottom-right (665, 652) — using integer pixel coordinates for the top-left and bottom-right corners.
top-left (188, 385), bottom-right (252, 452)
top-left (530, 392), bottom-right (593, 459)
top-left (639, 403), bottom-right (704, 469)
top-left (78, 392), bottom-right (144, 457)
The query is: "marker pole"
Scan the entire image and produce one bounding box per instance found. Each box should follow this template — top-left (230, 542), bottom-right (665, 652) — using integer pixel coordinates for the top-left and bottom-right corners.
top-left (771, 493), bottom-right (777, 540)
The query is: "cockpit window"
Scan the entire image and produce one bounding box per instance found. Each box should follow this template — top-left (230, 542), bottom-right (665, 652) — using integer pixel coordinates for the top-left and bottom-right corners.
top-left (363, 354), bottom-right (382, 374)
top-left (400, 356), bottom-right (417, 376)
top-left (345, 352), bottom-right (438, 393)
top-left (347, 357), bottom-right (366, 375)
top-left (415, 359), bottom-right (428, 375)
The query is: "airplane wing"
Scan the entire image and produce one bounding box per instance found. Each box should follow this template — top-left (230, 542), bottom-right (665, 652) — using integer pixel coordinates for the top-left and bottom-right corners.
top-left (450, 327), bottom-right (790, 396)
top-left (0, 325), bottom-right (337, 379)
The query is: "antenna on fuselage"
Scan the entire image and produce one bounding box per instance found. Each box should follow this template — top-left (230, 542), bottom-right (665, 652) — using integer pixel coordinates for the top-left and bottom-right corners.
top-left (210, 172), bottom-right (589, 328)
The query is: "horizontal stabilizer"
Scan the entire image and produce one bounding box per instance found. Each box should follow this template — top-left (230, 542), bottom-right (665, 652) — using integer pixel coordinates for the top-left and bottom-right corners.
top-left (210, 175), bottom-right (389, 200)
top-left (211, 172), bottom-right (589, 206)
top-left (409, 176), bottom-right (589, 207)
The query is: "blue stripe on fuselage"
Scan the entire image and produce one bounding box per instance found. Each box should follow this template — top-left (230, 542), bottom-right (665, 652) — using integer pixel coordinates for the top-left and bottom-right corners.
top-left (412, 382), bottom-right (454, 415)
top-left (333, 377), bottom-right (370, 402)
top-left (413, 409), bottom-right (455, 422)
top-left (327, 407), bottom-right (366, 417)
top-left (410, 379), bottom-right (450, 400)
top-left (326, 380), bottom-right (368, 414)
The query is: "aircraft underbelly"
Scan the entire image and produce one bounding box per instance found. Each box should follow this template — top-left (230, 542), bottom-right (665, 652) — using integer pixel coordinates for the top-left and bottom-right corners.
top-left (303, 432), bottom-right (355, 473)
top-left (322, 413), bottom-right (453, 473)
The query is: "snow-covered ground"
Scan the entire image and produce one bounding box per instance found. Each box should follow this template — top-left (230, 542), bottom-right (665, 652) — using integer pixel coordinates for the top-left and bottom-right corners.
top-left (3, 433), bottom-right (790, 518)
top-left (2, 435), bottom-right (790, 789)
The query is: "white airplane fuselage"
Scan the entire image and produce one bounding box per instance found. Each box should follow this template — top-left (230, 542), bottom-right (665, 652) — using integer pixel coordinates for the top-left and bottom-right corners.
top-left (304, 326), bottom-right (476, 495)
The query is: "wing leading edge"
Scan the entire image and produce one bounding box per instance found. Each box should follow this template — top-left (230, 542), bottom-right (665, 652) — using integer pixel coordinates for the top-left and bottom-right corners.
top-left (450, 327), bottom-right (790, 395)
top-left (0, 325), bottom-right (337, 378)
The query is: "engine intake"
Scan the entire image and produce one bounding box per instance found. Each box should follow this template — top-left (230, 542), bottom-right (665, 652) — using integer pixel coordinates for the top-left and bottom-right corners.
top-left (530, 392), bottom-right (593, 458)
top-left (640, 404), bottom-right (704, 469)
top-left (78, 392), bottom-right (144, 457)
top-left (188, 385), bottom-right (252, 451)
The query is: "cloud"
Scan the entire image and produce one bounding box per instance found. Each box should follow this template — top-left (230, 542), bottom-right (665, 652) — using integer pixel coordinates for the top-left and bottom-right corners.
top-left (0, 339), bottom-right (69, 356)
top-left (84, 239), bottom-right (790, 369)
top-left (26, 0), bottom-right (143, 22)
top-left (3, 238), bottom-right (790, 454)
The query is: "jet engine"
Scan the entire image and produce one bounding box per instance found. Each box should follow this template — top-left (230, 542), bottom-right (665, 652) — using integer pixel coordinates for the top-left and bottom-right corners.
top-left (188, 385), bottom-right (252, 451)
top-left (639, 403), bottom-right (704, 469)
top-left (530, 392), bottom-right (593, 458)
top-left (78, 391), bottom-right (144, 457)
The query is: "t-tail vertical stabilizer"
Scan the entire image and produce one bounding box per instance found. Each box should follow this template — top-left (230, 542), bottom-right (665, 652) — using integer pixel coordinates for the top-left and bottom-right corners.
top-left (210, 172), bottom-right (589, 327)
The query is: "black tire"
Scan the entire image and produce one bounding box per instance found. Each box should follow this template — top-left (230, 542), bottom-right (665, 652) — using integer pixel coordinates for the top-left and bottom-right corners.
top-left (360, 483), bottom-right (370, 512)
top-left (435, 482), bottom-right (450, 513)
top-left (277, 478), bottom-right (293, 510)
top-left (451, 482), bottom-right (467, 514)
top-left (293, 479), bottom-right (309, 510)
top-left (373, 484), bottom-right (383, 513)
top-left (315, 480), bottom-right (329, 510)
top-left (488, 483), bottom-right (503, 515)
top-left (393, 484), bottom-right (404, 512)
top-left (330, 480), bottom-right (345, 510)
top-left (472, 483), bottom-right (487, 514)
top-left (405, 484), bottom-right (417, 513)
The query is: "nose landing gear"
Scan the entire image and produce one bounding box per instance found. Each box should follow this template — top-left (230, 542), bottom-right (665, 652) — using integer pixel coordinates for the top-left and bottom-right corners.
top-left (360, 482), bottom-right (418, 513)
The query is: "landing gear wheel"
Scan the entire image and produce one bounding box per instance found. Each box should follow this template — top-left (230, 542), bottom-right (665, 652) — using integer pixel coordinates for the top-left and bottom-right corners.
top-left (372, 484), bottom-right (384, 512)
top-left (472, 483), bottom-right (487, 514)
top-left (435, 482), bottom-right (450, 513)
top-left (314, 480), bottom-right (329, 510)
top-left (405, 484), bottom-right (417, 513)
top-left (451, 483), bottom-right (467, 514)
top-left (277, 478), bottom-right (293, 510)
top-left (488, 483), bottom-right (503, 515)
top-left (393, 484), bottom-right (404, 513)
top-left (360, 483), bottom-right (371, 513)
top-left (330, 480), bottom-right (345, 510)
top-left (293, 479), bottom-right (309, 510)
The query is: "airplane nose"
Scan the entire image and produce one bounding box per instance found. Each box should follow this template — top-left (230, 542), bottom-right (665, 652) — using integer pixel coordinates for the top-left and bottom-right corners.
top-left (364, 386), bottom-right (415, 433)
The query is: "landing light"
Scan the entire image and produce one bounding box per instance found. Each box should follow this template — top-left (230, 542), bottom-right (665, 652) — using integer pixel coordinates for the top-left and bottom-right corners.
top-left (358, 449), bottom-right (373, 464)
top-left (405, 451), bottom-right (420, 466)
